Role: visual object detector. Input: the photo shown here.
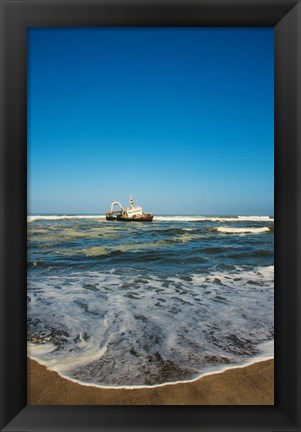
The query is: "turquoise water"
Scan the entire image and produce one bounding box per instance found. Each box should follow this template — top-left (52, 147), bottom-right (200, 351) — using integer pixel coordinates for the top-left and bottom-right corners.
top-left (27, 215), bottom-right (274, 387)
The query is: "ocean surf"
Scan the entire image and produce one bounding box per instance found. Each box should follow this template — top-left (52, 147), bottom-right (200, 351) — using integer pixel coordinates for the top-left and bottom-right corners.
top-left (27, 215), bottom-right (274, 387)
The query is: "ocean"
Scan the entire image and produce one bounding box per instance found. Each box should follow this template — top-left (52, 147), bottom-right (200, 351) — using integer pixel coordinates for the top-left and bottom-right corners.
top-left (27, 215), bottom-right (274, 388)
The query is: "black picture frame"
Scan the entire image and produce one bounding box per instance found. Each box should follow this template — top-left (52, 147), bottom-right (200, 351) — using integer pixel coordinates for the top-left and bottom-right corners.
top-left (0, 0), bottom-right (300, 431)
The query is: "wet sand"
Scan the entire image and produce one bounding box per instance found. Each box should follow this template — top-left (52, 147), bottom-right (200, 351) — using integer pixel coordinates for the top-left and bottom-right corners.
top-left (27, 358), bottom-right (274, 405)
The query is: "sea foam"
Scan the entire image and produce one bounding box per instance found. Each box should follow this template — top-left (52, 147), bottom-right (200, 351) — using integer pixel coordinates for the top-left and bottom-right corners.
top-left (28, 265), bottom-right (274, 387)
top-left (215, 226), bottom-right (271, 234)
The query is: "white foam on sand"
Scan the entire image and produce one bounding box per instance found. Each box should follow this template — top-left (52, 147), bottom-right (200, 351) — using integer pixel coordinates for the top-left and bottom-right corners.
top-left (28, 265), bottom-right (274, 388)
top-left (28, 340), bottom-right (274, 390)
top-left (28, 342), bottom-right (109, 373)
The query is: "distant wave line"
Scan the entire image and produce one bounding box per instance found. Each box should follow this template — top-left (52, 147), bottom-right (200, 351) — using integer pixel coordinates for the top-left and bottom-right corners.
top-left (27, 215), bottom-right (274, 222)
top-left (28, 215), bottom-right (104, 222)
top-left (154, 216), bottom-right (274, 222)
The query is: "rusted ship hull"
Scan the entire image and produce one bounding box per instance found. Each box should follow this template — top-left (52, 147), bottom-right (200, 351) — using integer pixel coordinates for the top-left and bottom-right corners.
top-left (105, 196), bottom-right (153, 221)
top-left (106, 213), bottom-right (153, 222)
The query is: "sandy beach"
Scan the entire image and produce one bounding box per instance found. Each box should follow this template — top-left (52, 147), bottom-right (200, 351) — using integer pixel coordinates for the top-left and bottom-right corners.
top-left (27, 358), bottom-right (274, 405)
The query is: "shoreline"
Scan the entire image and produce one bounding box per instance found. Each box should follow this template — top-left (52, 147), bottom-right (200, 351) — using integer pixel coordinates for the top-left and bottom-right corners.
top-left (28, 358), bottom-right (274, 405)
top-left (27, 351), bottom-right (274, 390)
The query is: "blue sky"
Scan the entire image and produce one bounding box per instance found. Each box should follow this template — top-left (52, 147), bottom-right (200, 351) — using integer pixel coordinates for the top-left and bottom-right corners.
top-left (28, 28), bottom-right (274, 215)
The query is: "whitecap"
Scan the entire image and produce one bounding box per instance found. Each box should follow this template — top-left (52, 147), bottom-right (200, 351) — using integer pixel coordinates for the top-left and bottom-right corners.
top-left (215, 227), bottom-right (270, 234)
top-left (154, 215), bottom-right (274, 222)
top-left (28, 215), bottom-right (105, 222)
top-left (27, 214), bottom-right (274, 223)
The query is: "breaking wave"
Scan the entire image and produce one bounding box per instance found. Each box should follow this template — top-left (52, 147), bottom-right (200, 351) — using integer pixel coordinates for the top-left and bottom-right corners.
top-left (28, 214), bottom-right (274, 223)
top-left (28, 215), bottom-right (105, 222)
top-left (213, 227), bottom-right (271, 234)
top-left (154, 215), bottom-right (274, 222)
